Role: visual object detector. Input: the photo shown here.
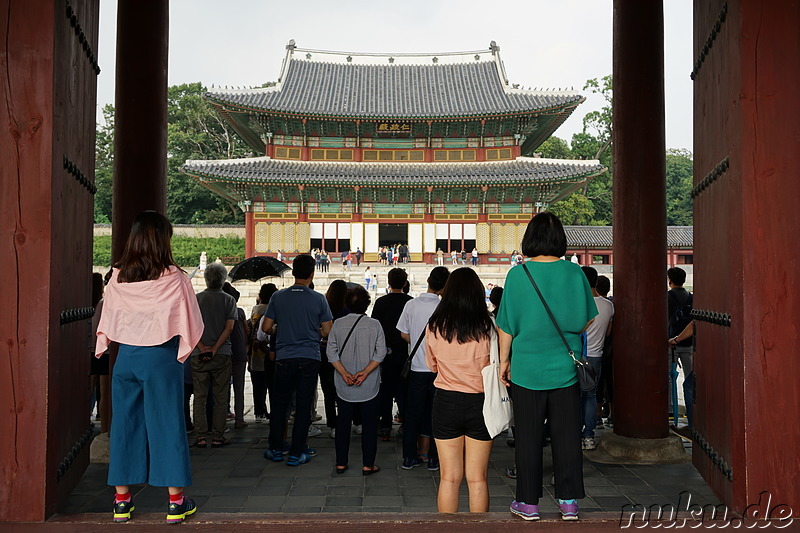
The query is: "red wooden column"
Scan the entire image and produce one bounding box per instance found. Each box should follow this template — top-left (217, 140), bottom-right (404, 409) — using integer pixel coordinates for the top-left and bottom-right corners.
top-left (245, 210), bottom-right (255, 258)
top-left (111, 0), bottom-right (169, 259)
top-left (611, 0), bottom-right (669, 440)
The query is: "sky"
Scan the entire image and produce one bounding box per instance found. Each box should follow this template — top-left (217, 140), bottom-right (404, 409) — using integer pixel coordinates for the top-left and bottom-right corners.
top-left (96, 0), bottom-right (693, 151)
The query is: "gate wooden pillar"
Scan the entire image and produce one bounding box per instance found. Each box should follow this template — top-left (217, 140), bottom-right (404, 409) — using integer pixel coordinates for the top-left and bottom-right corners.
top-left (693, 0), bottom-right (800, 514)
top-left (0, 0), bottom-right (100, 521)
top-left (610, 0), bottom-right (670, 440)
top-left (111, 0), bottom-right (169, 258)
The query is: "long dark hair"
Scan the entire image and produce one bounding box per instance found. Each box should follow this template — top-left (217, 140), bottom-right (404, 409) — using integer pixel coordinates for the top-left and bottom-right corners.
top-left (325, 279), bottom-right (348, 316)
top-left (428, 268), bottom-right (493, 343)
top-left (116, 211), bottom-right (178, 283)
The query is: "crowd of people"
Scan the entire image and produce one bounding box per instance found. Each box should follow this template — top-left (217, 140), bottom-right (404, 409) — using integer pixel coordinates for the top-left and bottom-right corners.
top-left (92, 209), bottom-right (693, 523)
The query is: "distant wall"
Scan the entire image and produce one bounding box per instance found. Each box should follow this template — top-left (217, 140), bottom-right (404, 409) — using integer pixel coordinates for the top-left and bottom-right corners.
top-left (93, 224), bottom-right (245, 238)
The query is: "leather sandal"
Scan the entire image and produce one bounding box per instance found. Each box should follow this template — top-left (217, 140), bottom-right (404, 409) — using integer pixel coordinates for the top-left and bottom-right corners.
top-left (335, 465), bottom-right (348, 474)
top-left (362, 465), bottom-right (380, 476)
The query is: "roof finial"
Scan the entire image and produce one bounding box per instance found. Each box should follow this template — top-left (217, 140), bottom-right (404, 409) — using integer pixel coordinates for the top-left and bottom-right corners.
top-left (286, 39), bottom-right (296, 51)
top-left (489, 40), bottom-right (500, 54)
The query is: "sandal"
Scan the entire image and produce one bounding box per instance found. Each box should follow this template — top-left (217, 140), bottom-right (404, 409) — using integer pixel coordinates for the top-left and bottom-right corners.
top-left (211, 437), bottom-right (231, 448)
top-left (335, 465), bottom-right (348, 474)
top-left (362, 465), bottom-right (380, 476)
top-left (193, 438), bottom-right (207, 448)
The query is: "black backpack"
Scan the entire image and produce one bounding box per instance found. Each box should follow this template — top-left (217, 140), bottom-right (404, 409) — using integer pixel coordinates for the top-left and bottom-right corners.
top-left (668, 291), bottom-right (693, 338)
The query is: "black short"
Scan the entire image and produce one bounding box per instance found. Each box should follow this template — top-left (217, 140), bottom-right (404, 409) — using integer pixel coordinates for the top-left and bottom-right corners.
top-left (431, 388), bottom-right (492, 441)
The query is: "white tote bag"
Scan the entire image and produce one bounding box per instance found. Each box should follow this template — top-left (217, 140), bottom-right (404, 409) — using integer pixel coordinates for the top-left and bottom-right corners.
top-left (482, 324), bottom-right (512, 438)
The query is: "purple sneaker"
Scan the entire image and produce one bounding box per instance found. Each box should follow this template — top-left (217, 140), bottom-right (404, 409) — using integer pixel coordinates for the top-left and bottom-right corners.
top-left (558, 499), bottom-right (579, 520)
top-left (510, 500), bottom-right (540, 521)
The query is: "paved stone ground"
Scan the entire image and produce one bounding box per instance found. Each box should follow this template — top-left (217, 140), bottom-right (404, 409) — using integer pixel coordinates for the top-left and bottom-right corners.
top-left (65, 417), bottom-right (719, 518)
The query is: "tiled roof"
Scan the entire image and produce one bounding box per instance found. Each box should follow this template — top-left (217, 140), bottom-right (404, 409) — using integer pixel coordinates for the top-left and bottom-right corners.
top-left (207, 50), bottom-right (582, 118)
top-left (565, 226), bottom-right (694, 248)
top-left (182, 157), bottom-right (605, 187)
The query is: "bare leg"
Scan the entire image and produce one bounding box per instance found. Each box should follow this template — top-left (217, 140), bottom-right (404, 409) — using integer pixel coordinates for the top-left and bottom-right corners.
top-left (464, 437), bottom-right (493, 512)
top-left (434, 437), bottom-right (464, 513)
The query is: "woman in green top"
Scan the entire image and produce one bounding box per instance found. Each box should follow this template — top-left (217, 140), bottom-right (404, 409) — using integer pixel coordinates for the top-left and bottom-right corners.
top-left (496, 212), bottom-right (597, 522)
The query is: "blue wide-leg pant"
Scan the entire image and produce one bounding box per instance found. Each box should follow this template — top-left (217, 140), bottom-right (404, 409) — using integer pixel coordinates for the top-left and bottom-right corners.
top-left (108, 337), bottom-right (192, 488)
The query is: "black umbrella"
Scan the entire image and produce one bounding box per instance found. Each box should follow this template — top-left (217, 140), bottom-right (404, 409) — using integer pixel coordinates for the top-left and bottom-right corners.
top-left (228, 256), bottom-right (290, 282)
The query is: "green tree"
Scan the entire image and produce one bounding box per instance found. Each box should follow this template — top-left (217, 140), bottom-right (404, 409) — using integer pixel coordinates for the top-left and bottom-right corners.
top-left (548, 193), bottom-right (596, 225)
top-left (94, 82), bottom-right (256, 224)
top-left (537, 136), bottom-right (571, 159)
top-left (94, 104), bottom-right (114, 223)
top-left (666, 148), bottom-right (694, 225)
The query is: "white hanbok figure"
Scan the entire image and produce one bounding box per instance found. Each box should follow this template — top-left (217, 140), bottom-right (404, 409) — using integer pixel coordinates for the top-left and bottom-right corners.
top-left (199, 251), bottom-right (207, 273)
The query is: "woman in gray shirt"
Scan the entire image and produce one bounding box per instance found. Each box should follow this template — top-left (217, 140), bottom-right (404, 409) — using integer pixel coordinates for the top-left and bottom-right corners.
top-left (326, 286), bottom-right (386, 475)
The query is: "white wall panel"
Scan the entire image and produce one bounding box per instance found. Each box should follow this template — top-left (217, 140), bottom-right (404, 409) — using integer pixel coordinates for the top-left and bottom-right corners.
top-left (408, 224), bottom-right (423, 253)
top-left (423, 223), bottom-right (436, 253)
top-left (464, 224), bottom-right (477, 239)
top-left (310, 223), bottom-right (323, 239)
top-left (450, 224), bottom-right (462, 239)
top-left (435, 223), bottom-right (449, 239)
top-left (337, 223), bottom-right (351, 238)
top-left (350, 223), bottom-right (364, 250)
top-left (323, 222), bottom-right (337, 238)
top-left (365, 223), bottom-right (379, 253)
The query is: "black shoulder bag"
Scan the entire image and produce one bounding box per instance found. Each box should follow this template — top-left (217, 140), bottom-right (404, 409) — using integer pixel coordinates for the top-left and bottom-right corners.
top-left (522, 264), bottom-right (597, 392)
top-left (400, 331), bottom-right (426, 380)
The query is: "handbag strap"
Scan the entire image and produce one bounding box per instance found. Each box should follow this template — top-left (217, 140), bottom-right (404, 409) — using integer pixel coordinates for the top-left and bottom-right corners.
top-left (404, 330), bottom-right (426, 367)
top-left (338, 314), bottom-right (365, 354)
top-left (522, 263), bottom-right (579, 364)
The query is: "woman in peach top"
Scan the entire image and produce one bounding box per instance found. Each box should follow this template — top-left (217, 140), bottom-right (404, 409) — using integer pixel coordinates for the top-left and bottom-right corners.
top-left (95, 211), bottom-right (203, 524)
top-left (425, 267), bottom-right (495, 513)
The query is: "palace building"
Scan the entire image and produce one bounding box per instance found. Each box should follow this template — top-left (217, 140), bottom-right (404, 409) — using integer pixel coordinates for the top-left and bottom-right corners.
top-left (182, 41), bottom-right (607, 261)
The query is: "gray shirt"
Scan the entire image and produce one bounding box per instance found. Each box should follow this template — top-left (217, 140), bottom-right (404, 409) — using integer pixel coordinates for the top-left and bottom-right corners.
top-left (326, 313), bottom-right (386, 402)
top-left (192, 288), bottom-right (237, 356)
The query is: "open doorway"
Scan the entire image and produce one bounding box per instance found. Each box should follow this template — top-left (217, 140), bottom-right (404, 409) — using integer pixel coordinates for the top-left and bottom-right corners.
top-left (378, 223), bottom-right (408, 247)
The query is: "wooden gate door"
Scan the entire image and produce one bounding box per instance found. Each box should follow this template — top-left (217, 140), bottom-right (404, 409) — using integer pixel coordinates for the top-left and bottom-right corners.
top-left (692, 0), bottom-right (800, 514)
top-left (0, 0), bottom-right (100, 521)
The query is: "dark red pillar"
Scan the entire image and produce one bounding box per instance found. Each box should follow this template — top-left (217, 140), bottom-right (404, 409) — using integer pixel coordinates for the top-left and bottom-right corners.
top-left (612, 0), bottom-right (669, 439)
top-left (111, 0), bottom-right (169, 260)
top-left (245, 210), bottom-right (255, 258)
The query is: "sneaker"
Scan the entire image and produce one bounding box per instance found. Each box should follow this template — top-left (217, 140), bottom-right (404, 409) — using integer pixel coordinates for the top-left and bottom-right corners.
top-left (234, 420), bottom-right (248, 429)
top-left (401, 457), bottom-right (423, 470)
top-left (254, 415), bottom-right (265, 424)
top-left (581, 437), bottom-right (597, 450)
top-left (308, 425), bottom-right (322, 438)
top-left (313, 413), bottom-right (323, 422)
top-left (510, 500), bottom-right (540, 521)
top-left (378, 428), bottom-right (392, 441)
top-left (353, 424), bottom-right (363, 435)
top-left (166, 498), bottom-right (197, 524)
top-left (506, 437), bottom-right (515, 448)
top-left (558, 499), bottom-right (579, 520)
top-left (286, 451), bottom-right (312, 466)
top-left (226, 412), bottom-right (235, 420)
top-left (596, 419), bottom-right (605, 429)
top-left (427, 458), bottom-right (440, 471)
top-left (329, 428), bottom-right (336, 439)
top-left (264, 448), bottom-right (284, 462)
top-left (112, 499), bottom-right (134, 523)
top-left (505, 466), bottom-right (517, 479)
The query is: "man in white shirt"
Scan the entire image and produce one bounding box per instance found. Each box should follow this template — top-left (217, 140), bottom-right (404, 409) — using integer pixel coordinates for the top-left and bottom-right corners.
top-left (580, 266), bottom-right (614, 450)
top-left (396, 266), bottom-right (450, 471)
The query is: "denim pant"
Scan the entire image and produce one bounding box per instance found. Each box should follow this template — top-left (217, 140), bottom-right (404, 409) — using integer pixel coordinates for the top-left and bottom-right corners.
top-left (403, 371), bottom-right (438, 460)
top-left (580, 357), bottom-right (603, 438)
top-left (109, 337), bottom-right (191, 488)
top-left (269, 357), bottom-right (320, 456)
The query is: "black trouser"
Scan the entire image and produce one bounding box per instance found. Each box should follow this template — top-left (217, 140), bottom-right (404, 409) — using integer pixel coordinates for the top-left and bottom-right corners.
top-left (378, 357), bottom-right (406, 430)
top-left (250, 370), bottom-right (268, 417)
top-left (335, 395), bottom-right (379, 467)
top-left (269, 358), bottom-right (320, 456)
top-left (512, 382), bottom-right (584, 504)
top-left (403, 371), bottom-right (438, 461)
top-left (319, 359), bottom-right (338, 428)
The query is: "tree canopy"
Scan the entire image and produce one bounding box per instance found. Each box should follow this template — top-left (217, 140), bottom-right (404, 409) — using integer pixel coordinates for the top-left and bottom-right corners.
top-left (546, 75), bottom-right (693, 226)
